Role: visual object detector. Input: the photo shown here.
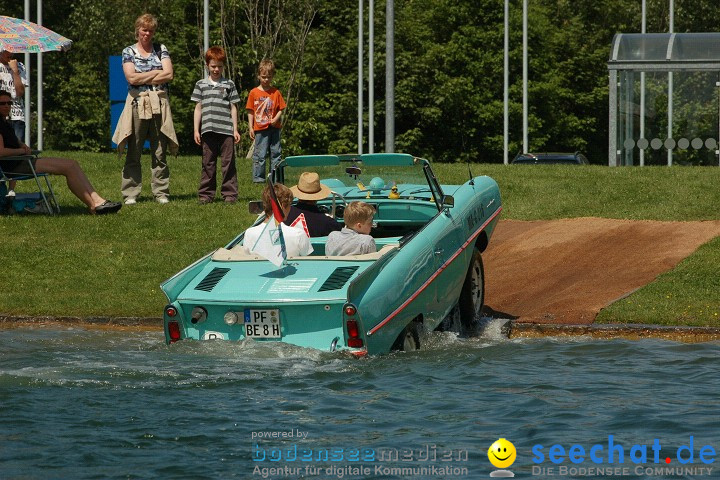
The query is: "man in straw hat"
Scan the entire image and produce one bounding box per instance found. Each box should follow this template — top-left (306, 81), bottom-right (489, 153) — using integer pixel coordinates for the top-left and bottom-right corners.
top-left (285, 171), bottom-right (342, 237)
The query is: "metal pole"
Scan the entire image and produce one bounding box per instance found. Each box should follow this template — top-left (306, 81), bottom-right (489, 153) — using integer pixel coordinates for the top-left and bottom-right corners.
top-left (609, 70), bottom-right (618, 166)
top-left (625, 71), bottom-right (634, 165)
top-left (503, 0), bottom-right (509, 164)
top-left (24, 0), bottom-right (30, 145)
top-left (385, 0), bottom-right (394, 153)
top-left (37, 0), bottom-right (43, 150)
top-left (357, 0), bottom-right (363, 154)
top-left (639, 0), bottom-right (646, 166)
top-left (667, 0), bottom-right (673, 166)
top-left (522, 0), bottom-right (528, 153)
top-left (368, 0), bottom-right (374, 153)
top-left (203, 0), bottom-right (209, 76)
top-left (204, 0), bottom-right (209, 52)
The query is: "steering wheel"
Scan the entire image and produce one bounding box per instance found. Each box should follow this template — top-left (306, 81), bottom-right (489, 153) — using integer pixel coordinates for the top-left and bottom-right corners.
top-left (329, 191), bottom-right (348, 219)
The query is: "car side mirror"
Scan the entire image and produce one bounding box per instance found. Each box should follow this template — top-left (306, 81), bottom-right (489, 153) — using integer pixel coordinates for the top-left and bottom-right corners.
top-left (248, 201), bottom-right (264, 215)
top-left (442, 195), bottom-right (454, 207)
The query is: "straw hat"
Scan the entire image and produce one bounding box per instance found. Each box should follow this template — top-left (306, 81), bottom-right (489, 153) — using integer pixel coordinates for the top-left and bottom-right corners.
top-left (290, 172), bottom-right (331, 201)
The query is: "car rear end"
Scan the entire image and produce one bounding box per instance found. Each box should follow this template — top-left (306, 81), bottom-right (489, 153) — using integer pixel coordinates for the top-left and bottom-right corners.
top-left (162, 258), bottom-right (375, 354)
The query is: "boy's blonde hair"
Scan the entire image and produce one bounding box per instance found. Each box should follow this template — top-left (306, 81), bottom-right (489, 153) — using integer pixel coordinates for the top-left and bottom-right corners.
top-left (344, 201), bottom-right (374, 227)
top-left (258, 59), bottom-right (276, 79)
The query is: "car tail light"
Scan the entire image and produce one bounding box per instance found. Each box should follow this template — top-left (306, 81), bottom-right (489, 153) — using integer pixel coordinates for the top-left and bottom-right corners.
top-left (168, 321), bottom-right (181, 343)
top-left (344, 303), bottom-right (364, 349)
top-left (165, 306), bottom-right (177, 317)
top-left (347, 320), bottom-right (359, 338)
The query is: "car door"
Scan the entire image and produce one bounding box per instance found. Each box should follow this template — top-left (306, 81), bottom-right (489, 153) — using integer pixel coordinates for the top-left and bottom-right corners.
top-left (430, 208), bottom-right (466, 321)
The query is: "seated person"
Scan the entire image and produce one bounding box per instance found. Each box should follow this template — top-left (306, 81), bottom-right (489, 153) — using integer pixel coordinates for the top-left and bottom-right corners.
top-left (285, 171), bottom-right (342, 237)
top-left (244, 183), bottom-right (313, 257)
top-left (0, 90), bottom-right (121, 215)
top-left (325, 201), bottom-right (377, 256)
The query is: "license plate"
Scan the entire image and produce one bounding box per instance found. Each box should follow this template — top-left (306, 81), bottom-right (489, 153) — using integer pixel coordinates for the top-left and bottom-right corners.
top-left (244, 309), bottom-right (281, 338)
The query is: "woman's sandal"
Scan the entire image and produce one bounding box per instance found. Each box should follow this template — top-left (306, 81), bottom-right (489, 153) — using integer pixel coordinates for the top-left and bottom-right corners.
top-left (94, 200), bottom-right (122, 215)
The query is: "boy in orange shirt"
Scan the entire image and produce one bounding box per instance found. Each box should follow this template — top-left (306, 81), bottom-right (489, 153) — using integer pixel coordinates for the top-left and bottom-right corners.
top-left (246, 59), bottom-right (286, 183)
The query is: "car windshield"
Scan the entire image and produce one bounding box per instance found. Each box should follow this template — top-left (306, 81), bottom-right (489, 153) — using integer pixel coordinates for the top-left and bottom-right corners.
top-left (278, 154), bottom-right (438, 203)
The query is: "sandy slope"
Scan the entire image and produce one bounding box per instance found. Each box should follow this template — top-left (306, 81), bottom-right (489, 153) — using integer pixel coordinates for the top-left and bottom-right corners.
top-left (482, 218), bottom-right (720, 324)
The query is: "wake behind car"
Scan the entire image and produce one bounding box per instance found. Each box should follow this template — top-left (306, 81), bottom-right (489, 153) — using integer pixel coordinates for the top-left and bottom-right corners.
top-left (161, 153), bottom-right (502, 355)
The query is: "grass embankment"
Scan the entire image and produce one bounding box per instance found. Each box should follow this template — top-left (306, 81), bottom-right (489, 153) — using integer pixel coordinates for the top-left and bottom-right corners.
top-left (2, 153), bottom-right (720, 326)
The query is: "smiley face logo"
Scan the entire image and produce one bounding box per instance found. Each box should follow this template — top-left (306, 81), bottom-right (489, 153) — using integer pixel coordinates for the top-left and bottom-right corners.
top-left (488, 438), bottom-right (516, 469)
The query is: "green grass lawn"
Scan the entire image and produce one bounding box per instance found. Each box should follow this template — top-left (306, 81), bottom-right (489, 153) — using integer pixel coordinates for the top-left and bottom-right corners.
top-left (2, 152), bottom-right (720, 326)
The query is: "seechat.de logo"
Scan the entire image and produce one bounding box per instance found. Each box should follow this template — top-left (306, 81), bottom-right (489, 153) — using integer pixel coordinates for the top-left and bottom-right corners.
top-left (530, 435), bottom-right (717, 477)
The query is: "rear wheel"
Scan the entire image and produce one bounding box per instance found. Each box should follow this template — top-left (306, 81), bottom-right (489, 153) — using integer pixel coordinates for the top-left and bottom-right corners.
top-left (437, 305), bottom-right (461, 333)
top-left (458, 249), bottom-right (484, 330)
top-left (392, 320), bottom-right (421, 352)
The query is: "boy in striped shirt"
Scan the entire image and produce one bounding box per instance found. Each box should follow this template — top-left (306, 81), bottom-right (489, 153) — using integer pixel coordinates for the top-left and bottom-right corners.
top-left (192, 47), bottom-right (241, 204)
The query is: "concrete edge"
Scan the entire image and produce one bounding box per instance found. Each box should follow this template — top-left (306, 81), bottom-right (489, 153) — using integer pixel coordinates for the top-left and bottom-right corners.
top-left (3, 315), bottom-right (720, 343)
top-left (510, 321), bottom-right (720, 343)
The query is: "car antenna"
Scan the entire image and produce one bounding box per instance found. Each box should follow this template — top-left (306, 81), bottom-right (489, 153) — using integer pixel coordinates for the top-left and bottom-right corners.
top-left (467, 159), bottom-right (475, 185)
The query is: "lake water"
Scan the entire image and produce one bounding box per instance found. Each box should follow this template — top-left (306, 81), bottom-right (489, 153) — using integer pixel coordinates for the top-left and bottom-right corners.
top-left (1, 326), bottom-right (718, 480)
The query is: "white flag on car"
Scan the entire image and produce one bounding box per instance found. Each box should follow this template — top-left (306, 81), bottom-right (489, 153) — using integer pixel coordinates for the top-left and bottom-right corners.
top-left (249, 178), bottom-right (288, 267)
top-left (250, 218), bottom-right (287, 267)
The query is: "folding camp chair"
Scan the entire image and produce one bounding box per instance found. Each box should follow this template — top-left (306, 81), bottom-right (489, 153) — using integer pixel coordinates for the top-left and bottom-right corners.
top-left (0, 151), bottom-right (60, 214)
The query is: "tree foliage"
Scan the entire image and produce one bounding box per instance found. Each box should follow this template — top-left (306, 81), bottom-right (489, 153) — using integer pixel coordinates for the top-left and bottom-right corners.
top-left (1, 0), bottom-right (717, 163)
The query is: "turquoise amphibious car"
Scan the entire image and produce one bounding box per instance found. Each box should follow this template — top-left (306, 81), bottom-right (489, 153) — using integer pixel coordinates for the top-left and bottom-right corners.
top-left (161, 153), bottom-right (502, 356)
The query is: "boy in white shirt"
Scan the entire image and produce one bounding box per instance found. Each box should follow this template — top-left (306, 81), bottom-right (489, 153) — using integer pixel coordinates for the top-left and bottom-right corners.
top-left (326, 201), bottom-right (377, 256)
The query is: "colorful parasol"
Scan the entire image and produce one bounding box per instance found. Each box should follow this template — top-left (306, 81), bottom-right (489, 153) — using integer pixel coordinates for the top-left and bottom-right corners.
top-left (0, 16), bottom-right (72, 53)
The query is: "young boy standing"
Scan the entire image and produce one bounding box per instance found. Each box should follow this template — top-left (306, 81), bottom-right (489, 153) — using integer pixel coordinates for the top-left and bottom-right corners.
top-left (325, 201), bottom-right (377, 256)
top-left (246, 59), bottom-right (286, 183)
top-left (191, 46), bottom-right (241, 204)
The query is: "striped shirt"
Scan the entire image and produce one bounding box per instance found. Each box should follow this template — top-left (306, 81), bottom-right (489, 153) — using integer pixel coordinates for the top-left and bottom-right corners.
top-left (191, 77), bottom-right (241, 136)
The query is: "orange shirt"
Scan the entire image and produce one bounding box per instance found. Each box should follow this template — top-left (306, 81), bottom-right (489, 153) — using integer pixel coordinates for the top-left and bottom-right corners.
top-left (246, 86), bottom-right (286, 131)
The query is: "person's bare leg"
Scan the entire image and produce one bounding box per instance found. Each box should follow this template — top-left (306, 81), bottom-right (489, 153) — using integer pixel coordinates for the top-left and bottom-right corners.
top-left (34, 157), bottom-right (107, 211)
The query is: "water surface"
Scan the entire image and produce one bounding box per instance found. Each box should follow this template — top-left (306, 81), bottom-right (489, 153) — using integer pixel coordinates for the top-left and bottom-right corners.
top-left (1, 327), bottom-right (717, 479)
